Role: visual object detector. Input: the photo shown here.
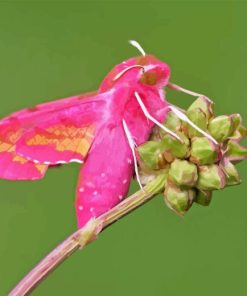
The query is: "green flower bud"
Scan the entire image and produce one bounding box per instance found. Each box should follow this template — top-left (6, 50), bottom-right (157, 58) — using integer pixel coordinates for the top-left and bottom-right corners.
top-left (226, 140), bottom-right (247, 162)
top-left (238, 125), bottom-right (247, 139)
top-left (151, 112), bottom-right (182, 141)
top-left (197, 165), bottom-right (226, 190)
top-left (140, 169), bottom-right (169, 186)
top-left (230, 125), bottom-right (247, 141)
top-left (195, 189), bottom-right (212, 206)
top-left (164, 111), bottom-right (182, 132)
top-left (164, 181), bottom-right (196, 216)
top-left (222, 159), bottom-right (241, 186)
top-left (230, 113), bottom-right (242, 131)
top-left (187, 108), bottom-right (207, 138)
top-left (190, 137), bottom-right (220, 165)
top-left (187, 96), bottom-right (214, 120)
top-left (161, 133), bottom-right (190, 161)
top-left (208, 115), bottom-right (234, 142)
top-left (138, 141), bottom-right (168, 169)
top-left (149, 126), bottom-right (162, 141)
top-left (169, 159), bottom-right (198, 187)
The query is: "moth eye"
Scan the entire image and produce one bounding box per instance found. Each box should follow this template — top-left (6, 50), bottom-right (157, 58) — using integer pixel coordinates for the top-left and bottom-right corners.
top-left (140, 71), bottom-right (157, 85)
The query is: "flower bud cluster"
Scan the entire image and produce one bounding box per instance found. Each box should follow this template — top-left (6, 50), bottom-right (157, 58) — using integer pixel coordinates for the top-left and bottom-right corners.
top-left (138, 97), bottom-right (247, 216)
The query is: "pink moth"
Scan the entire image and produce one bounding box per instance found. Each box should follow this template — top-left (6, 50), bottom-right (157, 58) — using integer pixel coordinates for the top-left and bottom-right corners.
top-left (0, 41), bottom-right (215, 228)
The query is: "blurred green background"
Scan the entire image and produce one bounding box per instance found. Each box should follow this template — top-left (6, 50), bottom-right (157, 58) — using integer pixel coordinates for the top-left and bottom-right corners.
top-left (0, 0), bottom-right (247, 295)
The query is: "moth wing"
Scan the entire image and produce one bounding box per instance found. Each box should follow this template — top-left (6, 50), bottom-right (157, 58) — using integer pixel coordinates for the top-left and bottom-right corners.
top-left (0, 91), bottom-right (110, 179)
top-left (0, 121), bottom-right (48, 180)
top-left (1, 91), bottom-right (97, 122)
top-left (76, 123), bottom-right (133, 228)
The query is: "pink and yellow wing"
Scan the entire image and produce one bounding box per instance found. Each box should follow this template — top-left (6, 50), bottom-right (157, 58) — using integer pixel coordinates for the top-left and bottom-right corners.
top-left (0, 121), bottom-right (47, 180)
top-left (16, 106), bottom-right (97, 165)
top-left (0, 91), bottom-right (109, 180)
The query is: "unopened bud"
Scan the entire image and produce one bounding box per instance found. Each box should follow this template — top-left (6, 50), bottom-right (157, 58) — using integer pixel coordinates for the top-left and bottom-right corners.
top-left (169, 159), bottom-right (198, 187)
top-left (187, 96), bottom-right (214, 120)
top-left (195, 189), bottom-right (212, 206)
top-left (238, 125), bottom-right (247, 139)
top-left (164, 111), bottom-right (182, 132)
top-left (140, 169), bottom-right (169, 186)
top-left (208, 115), bottom-right (234, 142)
top-left (138, 141), bottom-right (168, 169)
top-left (231, 114), bottom-right (242, 131)
top-left (222, 159), bottom-right (241, 186)
top-left (164, 181), bottom-right (195, 216)
top-left (162, 133), bottom-right (190, 161)
top-left (197, 165), bottom-right (226, 190)
top-left (149, 126), bottom-right (162, 141)
top-left (190, 137), bottom-right (220, 165)
top-left (230, 125), bottom-right (247, 141)
top-left (187, 108), bottom-right (207, 138)
top-left (226, 140), bottom-right (247, 162)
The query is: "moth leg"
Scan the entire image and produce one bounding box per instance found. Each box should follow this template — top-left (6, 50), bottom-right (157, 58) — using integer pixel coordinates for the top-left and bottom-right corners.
top-left (122, 119), bottom-right (144, 191)
top-left (167, 82), bottom-right (212, 103)
top-left (134, 91), bottom-right (183, 142)
top-left (168, 105), bottom-right (218, 145)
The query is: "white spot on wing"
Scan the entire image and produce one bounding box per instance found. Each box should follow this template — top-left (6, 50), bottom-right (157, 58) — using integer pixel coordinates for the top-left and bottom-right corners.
top-left (86, 182), bottom-right (95, 188)
top-left (119, 195), bottom-right (123, 200)
top-left (101, 173), bottom-right (106, 177)
top-left (79, 187), bottom-right (84, 192)
top-left (93, 191), bottom-right (98, 195)
top-left (123, 179), bottom-right (127, 184)
top-left (78, 206), bottom-right (83, 211)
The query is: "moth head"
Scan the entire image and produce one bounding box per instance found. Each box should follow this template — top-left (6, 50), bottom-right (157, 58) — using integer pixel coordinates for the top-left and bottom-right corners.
top-left (137, 55), bottom-right (171, 87)
top-left (99, 41), bottom-right (170, 91)
top-left (129, 40), bottom-right (171, 87)
top-left (99, 55), bottom-right (170, 92)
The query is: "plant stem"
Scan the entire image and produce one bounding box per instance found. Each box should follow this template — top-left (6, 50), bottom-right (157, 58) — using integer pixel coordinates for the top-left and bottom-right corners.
top-left (9, 174), bottom-right (167, 296)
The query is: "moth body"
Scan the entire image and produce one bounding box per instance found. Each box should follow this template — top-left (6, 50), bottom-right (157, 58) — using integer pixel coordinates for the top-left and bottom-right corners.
top-left (0, 42), bottom-right (208, 228)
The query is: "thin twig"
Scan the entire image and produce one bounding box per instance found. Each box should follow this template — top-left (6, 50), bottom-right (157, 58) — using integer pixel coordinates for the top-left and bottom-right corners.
top-left (9, 174), bottom-right (167, 296)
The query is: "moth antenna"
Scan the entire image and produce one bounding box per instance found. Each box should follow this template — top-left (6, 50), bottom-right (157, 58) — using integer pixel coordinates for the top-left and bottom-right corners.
top-left (122, 119), bottom-right (144, 192)
top-left (169, 105), bottom-right (218, 145)
top-left (113, 65), bottom-right (144, 81)
top-left (129, 40), bottom-right (146, 56)
top-left (134, 92), bottom-right (183, 143)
